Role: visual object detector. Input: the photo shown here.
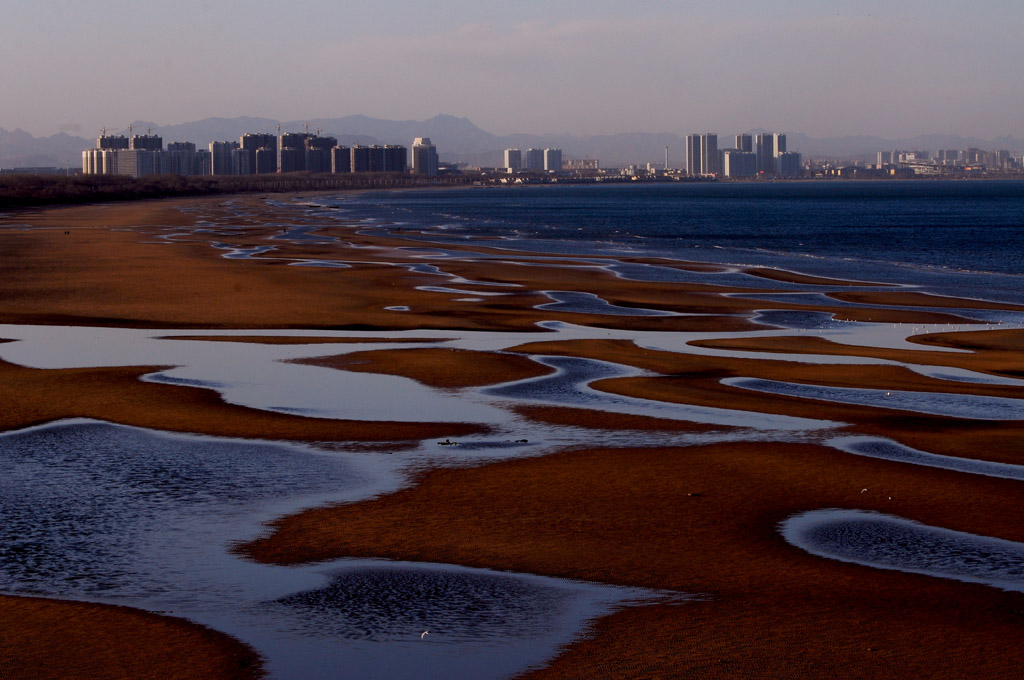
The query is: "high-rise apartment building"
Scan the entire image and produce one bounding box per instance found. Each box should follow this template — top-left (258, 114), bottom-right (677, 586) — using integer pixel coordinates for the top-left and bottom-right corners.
top-left (278, 148), bottom-right (302, 172)
top-left (332, 144), bottom-right (405, 173)
top-left (83, 132), bottom-right (162, 177)
top-left (736, 134), bottom-right (752, 153)
top-left (114, 149), bottom-right (159, 178)
top-left (279, 132), bottom-right (310, 173)
top-left (700, 133), bottom-right (719, 175)
top-left (685, 134), bottom-right (702, 175)
top-left (241, 133), bottom-right (277, 174)
top-left (722, 149), bottom-right (757, 178)
top-left (525, 148), bottom-right (544, 171)
top-left (253, 149), bottom-right (274, 174)
top-left (755, 133), bottom-right (776, 175)
top-left (130, 134), bottom-right (163, 151)
top-left (304, 135), bottom-right (337, 173)
top-left (84, 126), bottom-right (414, 178)
top-left (97, 134), bottom-right (129, 150)
top-left (504, 148), bottom-right (522, 171)
top-left (350, 145), bottom-right (371, 172)
top-left (165, 141), bottom-right (203, 176)
top-left (367, 145), bottom-right (387, 173)
top-left (411, 137), bottom-right (438, 176)
top-left (82, 149), bottom-right (105, 174)
top-left (965, 148), bottom-right (985, 164)
top-left (383, 145), bottom-right (407, 172)
top-left (210, 141), bottom-right (240, 175)
top-left (331, 146), bottom-right (351, 173)
top-left (304, 148), bottom-right (331, 173)
top-left (233, 146), bottom-right (255, 175)
top-left (241, 133), bottom-right (276, 151)
top-left (776, 151), bottom-right (802, 178)
top-left (543, 148), bottom-right (562, 172)
top-left (773, 133), bottom-right (787, 156)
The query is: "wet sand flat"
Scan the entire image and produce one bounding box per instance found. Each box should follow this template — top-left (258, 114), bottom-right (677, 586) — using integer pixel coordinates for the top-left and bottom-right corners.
top-left (0, 594), bottom-right (263, 680)
top-left (0, 359), bottom-right (482, 443)
top-left (242, 442), bottom-right (1024, 679)
top-left (296, 347), bottom-right (555, 389)
top-left (691, 334), bottom-right (1023, 379)
top-left (1, 194), bottom-right (1023, 679)
top-left (504, 337), bottom-right (1024, 464)
top-left (830, 289), bottom-right (1024, 312)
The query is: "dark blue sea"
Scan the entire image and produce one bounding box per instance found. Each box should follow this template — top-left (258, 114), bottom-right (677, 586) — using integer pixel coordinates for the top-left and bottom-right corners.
top-left (324, 181), bottom-right (1024, 305)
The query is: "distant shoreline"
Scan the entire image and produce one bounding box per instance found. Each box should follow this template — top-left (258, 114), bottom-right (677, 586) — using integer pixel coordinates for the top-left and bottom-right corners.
top-left (2, 171), bottom-right (1022, 213)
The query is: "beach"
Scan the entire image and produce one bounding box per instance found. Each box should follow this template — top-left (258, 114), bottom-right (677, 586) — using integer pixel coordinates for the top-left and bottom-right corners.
top-left (0, 191), bottom-right (1022, 679)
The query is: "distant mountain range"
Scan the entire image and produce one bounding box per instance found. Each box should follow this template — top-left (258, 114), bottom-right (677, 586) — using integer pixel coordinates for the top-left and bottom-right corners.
top-left (2, 115), bottom-right (1022, 169)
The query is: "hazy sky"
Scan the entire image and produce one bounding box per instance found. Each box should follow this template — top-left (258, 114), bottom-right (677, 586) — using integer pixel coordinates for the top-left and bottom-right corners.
top-left (4, 0), bottom-right (1022, 139)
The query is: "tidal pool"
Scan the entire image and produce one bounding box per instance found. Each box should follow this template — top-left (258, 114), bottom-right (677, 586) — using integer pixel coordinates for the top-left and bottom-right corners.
top-left (781, 509), bottom-right (1024, 593)
top-left (828, 436), bottom-right (1024, 481)
top-left (487, 355), bottom-right (839, 431)
top-left (536, 290), bottom-right (679, 316)
top-left (0, 420), bottom-right (663, 680)
top-left (724, 377), bottom-right (1024, 420)
top-left (0, 323), bottom-right (846, 431)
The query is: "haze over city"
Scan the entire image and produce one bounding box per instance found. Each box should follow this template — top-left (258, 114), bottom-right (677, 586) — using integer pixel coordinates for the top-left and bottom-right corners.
top-left (4, 0), bottom-right (1022, 141)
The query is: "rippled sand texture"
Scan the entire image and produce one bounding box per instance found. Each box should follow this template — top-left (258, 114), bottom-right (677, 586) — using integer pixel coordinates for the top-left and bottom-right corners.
top-left (1, 193), bottom-right (1023, 679)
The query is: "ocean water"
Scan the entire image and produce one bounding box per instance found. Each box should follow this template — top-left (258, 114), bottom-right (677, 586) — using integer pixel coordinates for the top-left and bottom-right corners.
top-left (324, 180), bottom-right (1024, 305)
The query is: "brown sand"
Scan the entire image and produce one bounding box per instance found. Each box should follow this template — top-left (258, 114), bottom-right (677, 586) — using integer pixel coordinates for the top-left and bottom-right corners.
top-left (0, 206), bottom-right (756, 332)
top-left (0, 359), bottom-right (482, 443)
top-left (242, 442), bottom-right (1024, 679)
top-left (507, 337), bottom-right (1024, 402)
top-left (3, 195), bottom-right (1024, 679)
top-left (297, 347), bottom-right (554, 389)
top-left (914, 327), bottom-right (1024, 353)
top-left (746, 266), bottom-right (889, 287)
top-left (512, 404), bottom-right (724, 432)
top-left (2, 196), bottom-right (1009, 331)
top-left (831, 289), bottom-right (1024, 312)
top-left (690, 333), bottom-right (1024, 379)
top-left (0, 594), bottom-right (263, 680)
top-left (505, 338), bottom-right (1024, 464)
top-left (158, 335), bottom-right (451, 344)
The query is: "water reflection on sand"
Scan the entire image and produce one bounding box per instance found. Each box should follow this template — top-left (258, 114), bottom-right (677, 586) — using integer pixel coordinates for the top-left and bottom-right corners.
top-left (0, 420), bottom-right (658, 680)
top-left (2, 319), bottom-right (1015, 429)
top-left (781, 509), bottom-right (1024, 593)
top-left (0, 300), bottom-right (1021, 676)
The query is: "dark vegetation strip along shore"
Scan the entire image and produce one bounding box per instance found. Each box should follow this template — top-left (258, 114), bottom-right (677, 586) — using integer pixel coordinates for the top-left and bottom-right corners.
top-left (0, 172), bottom-right (471, 209)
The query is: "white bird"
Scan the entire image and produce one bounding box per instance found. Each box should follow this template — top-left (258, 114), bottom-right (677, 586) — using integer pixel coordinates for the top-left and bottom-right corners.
top-left (421, 630), bottom-right (429, 639)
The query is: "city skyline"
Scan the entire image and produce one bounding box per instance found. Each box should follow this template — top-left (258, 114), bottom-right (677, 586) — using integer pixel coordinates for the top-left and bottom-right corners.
top-left (81, 130), bottom-right (436, 177)
top-left (3, 1), bottom-right (1023, 141)
top-left (73, 124), bottom-right (1020, 181)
